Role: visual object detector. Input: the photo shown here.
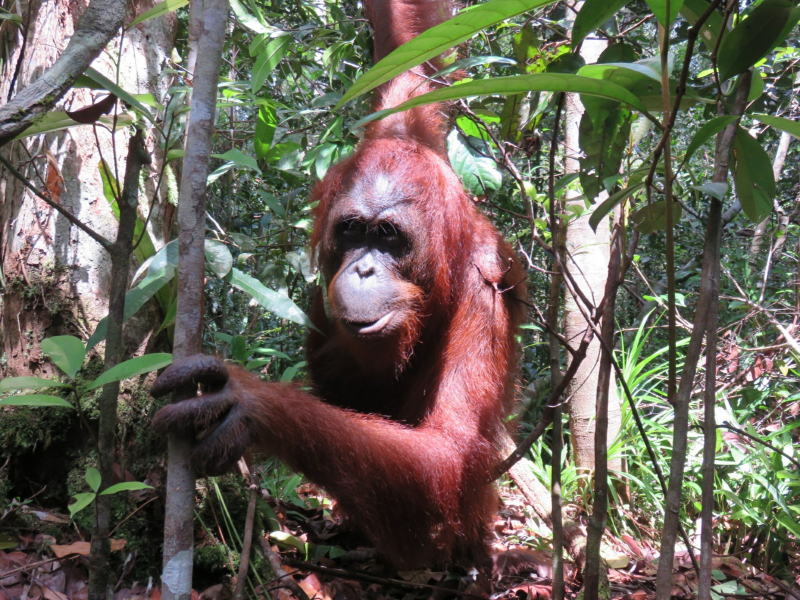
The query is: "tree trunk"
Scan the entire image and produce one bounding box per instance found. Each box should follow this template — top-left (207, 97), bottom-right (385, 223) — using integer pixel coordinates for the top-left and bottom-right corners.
top-left (562, 22), bottom-right (623, 480)
top-left (0, 0), bottom-right (176, 378)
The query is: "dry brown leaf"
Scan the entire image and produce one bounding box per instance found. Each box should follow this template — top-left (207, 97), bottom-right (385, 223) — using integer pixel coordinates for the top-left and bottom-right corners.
top-left (41, 584), bottom-right (68, 600)
top-left (50, 539), bottom-right (127, 558)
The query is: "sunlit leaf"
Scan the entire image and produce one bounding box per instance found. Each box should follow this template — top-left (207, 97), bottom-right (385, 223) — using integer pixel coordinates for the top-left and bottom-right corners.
top-left (129, 0), bottom-right (188, 26)
top-left (573, 0), bottom-right (630, 47)
top-left (254, 104), bottom-right (278, 159)
top-left (252, 35), bottom-right (291, 93)
top-left (100, 482), bottom-right (154, 495)
top-left (227, 268), bottom-right (314, 329)
top-left (353, 74), bottom-right (651, 131)
top-left (0, 395), bottom-right (74, 409)
top-left (41, 336), bottom-right (86, 378)
top-left (87, 353), bottom-right (173, 390)
top-left (589, 182), bottom-right (645, 231)
top-left (447, 131), bottom-right (503, 195)
top-left (337, 0), bottom-right (560, 107)
top-left (0, 376), bottom-right (69, 392)
top-left (692, 182), bottom-right (729, 200)
top-left (205, 239), bottom-right (233, 278)
top-left (751, 113), bottom-right (800, 140)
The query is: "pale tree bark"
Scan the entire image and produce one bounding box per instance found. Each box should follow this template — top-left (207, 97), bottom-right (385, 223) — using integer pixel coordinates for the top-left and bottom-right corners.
top-left (562, 8), bottom-right (623, 481)
top-left (0, 0), bottom-right (176, 378)
top-left (161, 1), bottom-right (228, 599)
top-left (748, 129), bottom-right (793, 260)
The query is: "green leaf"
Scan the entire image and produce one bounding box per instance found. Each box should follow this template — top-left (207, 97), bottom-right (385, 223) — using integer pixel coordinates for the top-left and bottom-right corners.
top-left (228, 268), bottom-right (314, 329)
top-left (0, 376), bottom-right (69, 392)
top-left (0, 395), bottom-right (74, 409)
top-left (100, 481), bottom-right (154, 495)
top-left (589, 182), bottom-right (645, 231)
top-left (205, 239), bottom-right (233, 278)
top-left (213, 148), bottom-right (261, 175)
top-left (679, 0), bottom-right (727, 52)
top-left (87, 353), bottom-right (173, 390)
top-left (692, 182), bottom-right (729, 200)
top-left (87, 267), bottom-right (176, 351)
top-left (261, 142), bottom-right (302, 164)
top-left (631, 201), bottom-right (682, 234)
top-left (13, 111), bottom-right (135, 140)
top-left (578, 108), bottom-right (631, 202)
top-left (683, 115), bottom-right (739, 164)
top-left (84, 68), bottom-right (158, 127)
top-left (645, 0), bottom-right (684, 28)
top-left (336, 0), bottom-right (560, 108)
top-left (85, 468), bottom-right (102, 492)
top-left (230, 0), bottom-right (272, 34)
top-left (41, 336), bottom-right (86, 378)
top-left (252, 35), bottom-right (291, 93)
top-left (353, 74), bottom-right (651, 132)
top-left (69, 493), bottom-right (96, 517)
top-left (751, 113), bottom-right (800, 140)
top-left (573, 0), bottom-right (630, 47)
top-left (447, 131), bottom-right (503, 195)
top-left (733, 127), bottom-right (774, 222)
top-left (254, 104), bottom-right (278, 159)
top-left (717, 0), bottom-right (799, 81)
top-left (100, 161), bottom-right (156, 266)
top-left (0, 12), bottom-right (22, 23)
top-left (129, 0), bottom-right (189, 26)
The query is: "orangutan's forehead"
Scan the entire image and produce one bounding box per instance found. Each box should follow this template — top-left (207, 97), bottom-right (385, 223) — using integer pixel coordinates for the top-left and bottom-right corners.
top-left (341, 171), bottom-right (414, 219)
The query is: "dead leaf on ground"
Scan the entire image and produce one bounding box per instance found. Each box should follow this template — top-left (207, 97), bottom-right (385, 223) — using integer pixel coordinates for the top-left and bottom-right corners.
top-left (50, 539), bottom-right (126, 558)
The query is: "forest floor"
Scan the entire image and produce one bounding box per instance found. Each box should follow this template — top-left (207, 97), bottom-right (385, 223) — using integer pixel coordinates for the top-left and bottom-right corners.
top-left (0, 485), bottom-right (794, 600)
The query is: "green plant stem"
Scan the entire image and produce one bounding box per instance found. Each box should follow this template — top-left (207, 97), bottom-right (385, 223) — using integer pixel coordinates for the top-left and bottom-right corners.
top-left (653, 69), bottom-right (752, 600)
top-left (89, 130), bottom-right (150, 600)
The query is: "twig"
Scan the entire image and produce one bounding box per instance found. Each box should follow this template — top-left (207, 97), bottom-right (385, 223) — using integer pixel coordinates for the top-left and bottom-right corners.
top-left (233, 461), bottom-right (258, 600)
top-left (282, 558), bottom-right (486, 599)
top-left (256, 536), bottom-right (311, 600)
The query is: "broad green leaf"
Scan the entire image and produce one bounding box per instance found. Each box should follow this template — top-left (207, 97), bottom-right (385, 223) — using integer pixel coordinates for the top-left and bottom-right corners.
top-left (573, 0), bottom-right (630, 47)
top-left (352, 74), bottom-right (651, 131)
top-left (230, 0), bottom-right (272, 34)
top-left (0, 395), bottom-right (74, 409)
top-left (100, 481), bottom-right (154, 495)
top-left (252, 35), bottom-right (291, 93)
top-left (41, 336), bottom-right (86, 378)
top-left (129, 0), bottom-right (188, 26)
top-left (447, 131), bottom-right (503, 195)
top-left (733, 127), bottom-right (774, 222)
top-left (87, 353), bottom-right (173, 390)
top-left (87, 268), bottom-right (176, 351)
top-left (205, 239), bottom-right (233, 278)
top-left (261, 142), bottom-right (302, 163)
top-left (683, 115), bottom-right (738, 164)
top-left (213, 148), bottom-right (261, 174)
top-left (228, 268), bottom-right (314, 329)
top-left (679, 0), bottom-right (726, 52)
top-left (0, 376), bottom-right (69, 392)
top-left (84, 68), bottom-right (158, 127)
top-left (69, 493), bottom-right (96, 517)
top-left (269, 531), bottom-right (306, 553)
top-left (0, 12), bottom-right (22, 23)
top-left (254, 104), bottom-right (278, 159)
top-left (693, 182), bottom-right (729, 200)
top-left (589, 182), bottom-right (645, 231)
top-left (751, 113), bottom-right (800, 140)
top-left (579, 108), bottom-right (631, 202)
top-left (100, 160), bottom-right (156, 266)
top-left (631, 201), bottom-right (682, 234)
top-left (336, 0), bottom-right (560, 108)
top-left (85, 468), bottom-right (101, 492)
top-left (645, 0), bottom-right (684, 28)
top-left (13, 111), bottom-right (135, 140)
top-left (717, 0), bottom-right (799, 81)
